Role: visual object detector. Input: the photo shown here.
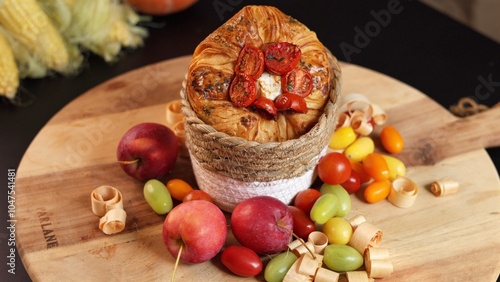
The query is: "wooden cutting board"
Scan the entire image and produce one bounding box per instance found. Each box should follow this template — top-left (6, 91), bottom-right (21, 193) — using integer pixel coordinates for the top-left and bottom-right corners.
top-left (16, 55), bottom-right (500, 281)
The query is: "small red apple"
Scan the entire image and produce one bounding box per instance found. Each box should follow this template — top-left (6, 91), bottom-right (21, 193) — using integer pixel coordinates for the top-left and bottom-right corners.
top-left (117, 122), bottom-right (179, 181)
top-left (230, 196), bottom-right (293, 255)
top-left (162, 200), bottom-right (227, 264)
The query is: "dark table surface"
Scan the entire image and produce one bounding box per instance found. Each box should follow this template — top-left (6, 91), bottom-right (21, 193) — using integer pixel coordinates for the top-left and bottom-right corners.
top-left (1, 1), bottom-right (499, 281)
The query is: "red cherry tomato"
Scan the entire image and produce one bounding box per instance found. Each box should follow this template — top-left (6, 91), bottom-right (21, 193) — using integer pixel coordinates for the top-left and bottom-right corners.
top-left (294, 188), bottom-right (322, 215)
top-left (263, 42), bottom-right (301, 74)
top-left (380, 125), bottom-right (404, 153)
top-left (221, 245), bottom-right (263, 277)
top-left (235, 45), bottom-right (265, 80)
top-left (281, 68), bottom-right (313, 97)
top-left (340, 169), bottom-right (361, 194)
top-left (274, 93), bottom-right (307, 113)
top-left (362, 153), bottom-right (390, 181)
top-left (288, 206), bottom-right (316, 240)
top-left (252, 96), bottom-right (278, 119)
top-left (229, 73), bottom-right (257, 108)
top-left (317, 152), bottom-right (352, 185)
top-left (364, 180), bottom-right (391, 203)
top-left (182, 190), bottom-right (214, 203)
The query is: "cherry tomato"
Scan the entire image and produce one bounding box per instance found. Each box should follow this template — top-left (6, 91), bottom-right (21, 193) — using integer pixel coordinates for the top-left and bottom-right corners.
top-left (221, 245), bottom-right (263, 277)
top-left (322, 217), bottom-right (353, 245)
top-left (252, 96), bottom-right (278, 119)
top-left (364, 179), bottom-right (391, 203)
top-left (340, 170), bottom-right (361, 194)
top-left (235, 45), bottom-right (265, 80)
top-left (317, 152), bottom-right (352, 185)
top-left (274, 93), bottom-right (307, 113)
top-left (166, 178), bottom-right (194, 201)
top-left (263, 42), bottom-right (301, 74)
top-left (288, 206), bottom-right (315, 240)
top-left (182, 190), bottom-right (214, 203)
top-left (329, 126), bottom-right (356, 150)
top-left (293, 188), bottom-right (322, 215)
top-left (381, 154), bottom-right (406, 180)
top-left (344, 136), bottom-right (374, 163)
top-left (281, 68), bottom-right (313, 97)
top-left (229, 73), bottom-right (257, 108)
top-left (380, 125), bottom-right (404, 153)
top-left (363, 153), bottom-right (390, 181)
top-left (349, 160), bottom-right (372, 183)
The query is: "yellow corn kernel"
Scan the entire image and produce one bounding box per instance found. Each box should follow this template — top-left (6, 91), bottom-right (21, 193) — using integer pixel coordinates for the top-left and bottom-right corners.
top-left (0, 28), bottom-right (19, 99)
top-left (0, 0), bottom-right (70, 73)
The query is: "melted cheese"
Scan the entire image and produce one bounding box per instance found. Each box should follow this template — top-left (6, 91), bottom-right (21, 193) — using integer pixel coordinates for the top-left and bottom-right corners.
top-left (257, 72), bottom-right (282, 101)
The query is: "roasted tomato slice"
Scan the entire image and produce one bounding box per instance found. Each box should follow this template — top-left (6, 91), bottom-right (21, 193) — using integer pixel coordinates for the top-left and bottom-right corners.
top-left (235, 45), bottom-right (265, 80)
top-left (274, 93), bottom-right (307, 113)
top-left (263, 42), bottom-right (301, 75)
top-left (282, 68), bottom-right (313, 97)
top-left (252, 96), bottom-right (278, 119)
top-left (229, 73), bottom-right (257, 108)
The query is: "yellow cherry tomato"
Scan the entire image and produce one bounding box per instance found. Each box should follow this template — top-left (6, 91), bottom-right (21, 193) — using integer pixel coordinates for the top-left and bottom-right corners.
top-left (322, 217), bottom-right (353, 245)
top-left (166, 178), bottom-right (194, 201)
top-left (380, 125), bottom-right (404, 153)
top-left (381, 155), bottom-right (406, 180)
top-left (364, 179), bottom-right (391, 203)
top-left (344, 136), bottom-right (375, 163)
top-left (329, 127), bottom-right (357, 150)
top-left (363, 153), bottom-right (390, 181)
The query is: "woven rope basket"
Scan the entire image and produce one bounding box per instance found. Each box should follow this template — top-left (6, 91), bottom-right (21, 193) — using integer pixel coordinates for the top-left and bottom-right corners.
top-left (181, 53), bottom-right (342, 212)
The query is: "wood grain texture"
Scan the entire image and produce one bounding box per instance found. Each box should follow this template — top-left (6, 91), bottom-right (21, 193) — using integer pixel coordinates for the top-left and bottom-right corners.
top-left (16, 56), bottom-right (500, 281)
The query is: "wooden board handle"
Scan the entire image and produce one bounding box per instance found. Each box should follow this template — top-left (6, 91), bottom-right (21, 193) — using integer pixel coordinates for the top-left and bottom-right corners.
top-left (399, 105), bottom-right (500, 166)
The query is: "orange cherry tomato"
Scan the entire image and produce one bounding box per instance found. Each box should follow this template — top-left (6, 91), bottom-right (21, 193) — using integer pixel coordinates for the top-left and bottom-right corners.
top-left (281, 68), bottom-right (313, 97)
top-left (183, 190), bottom-right (214, 203)
top-left (229, 73), bottom-right (257, 108)
top-left (362, 153), bottom-right (389, 181)
top-left (349, 160), bottom-right (372, 184)
top-left (380, 125), bottom-right (404, 153)
top-left (166, 178), bottom-right (194, 201)
top-left (235, 45), bottom-right (265, 80)
top-left (294, 188), bottom-right (322, 215)
top-left (364, 180), bottom-right (391, 203)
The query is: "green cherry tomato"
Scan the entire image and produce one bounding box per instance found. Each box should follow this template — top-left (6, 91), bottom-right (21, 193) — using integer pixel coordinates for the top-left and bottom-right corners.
top-left (264, 252), bottom-right (298, 282)
top-left (344, 136), bottom-right (375, 163)
top-left (221, 245), bottom-right (263, 277)
top-left (310, 193), bottom-right (339, 224)
top-left (319, 183), bottom-right (351, 217)
top-left (323, 244), bottom-right (363, 272)
top-left (322, 217), bottom-right (353, 245)
top-left (329, 126), bottom-right (357, 150)
top-left (143, 179), bottom-right (173, 215)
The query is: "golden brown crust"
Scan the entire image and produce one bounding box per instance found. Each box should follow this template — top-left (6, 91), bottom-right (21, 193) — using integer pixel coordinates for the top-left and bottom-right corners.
top-left (186, 5), bottom-right (335, 143)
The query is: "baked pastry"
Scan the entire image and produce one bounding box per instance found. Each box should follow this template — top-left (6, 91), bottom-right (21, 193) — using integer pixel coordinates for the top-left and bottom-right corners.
top-left (186, 5), bottom-right (338, 143)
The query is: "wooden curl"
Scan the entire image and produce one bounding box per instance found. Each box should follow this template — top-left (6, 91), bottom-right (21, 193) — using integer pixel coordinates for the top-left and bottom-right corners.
top-left (347, 214), bottom-right (367, 230)
top-left (365, 259), bottom-right (393, 278)
top-left (315, 268), bottom-right (340, 282)
top-left (292, 241), bottom-right (316, 257)
top-left (335, 112), bottom-right (351, 129)
top-left (388, 176), bottom-right (419, 208)
top-left (431, 178), bottom-right (459, 196)
top-left (348, 222), bottom-right (383, 255)
top-left (297, 253), bottom-right (323, 277)
top-left (91, 185), bottom-right (123, 217)
top-left (371, 104), bottom-right (387, 125)
top-left (98, 208), bottom-right (127, 235)
top-left (308, 231), bottom-right (329, 254)
top-left (165, 99), bottom-right (184, 128)
top-left (350, 111), bottom-right (373, 136)
top-left (365, 247), bottom-right (389, 260)
top-left (345, 271), bottom-right (375, 282)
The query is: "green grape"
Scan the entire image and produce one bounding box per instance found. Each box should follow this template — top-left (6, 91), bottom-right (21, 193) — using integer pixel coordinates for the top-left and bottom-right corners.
top-left (323, 244), bottom-right (363, 272)
top-left (319, 183), bottom-right (351, 217)
top-left (264, 252), bottom-right (298, 282)
top-left (143, 179), bottom-right (173, 215)
top-left (309, 193), bottom-right (339, 224)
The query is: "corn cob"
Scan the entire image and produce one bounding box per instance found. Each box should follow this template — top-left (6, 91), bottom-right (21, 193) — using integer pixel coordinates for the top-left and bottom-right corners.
top-left (0, 27), bottom-right (18, 99)
top-left (0, 0), bottom-right (80, 74)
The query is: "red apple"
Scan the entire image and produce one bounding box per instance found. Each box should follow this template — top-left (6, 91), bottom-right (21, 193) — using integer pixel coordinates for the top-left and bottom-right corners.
top-left (162, 200), bottom-right (227, 264)
top-left (230, 196), bottom-right (293, 255)
top-left (117, 122), bottom-right (179, 181)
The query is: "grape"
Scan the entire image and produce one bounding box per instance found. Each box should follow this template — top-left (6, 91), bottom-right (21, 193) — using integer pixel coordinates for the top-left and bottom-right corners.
top-left (264, 252), bottom-right (298, 282)
top-left (323, 244), bottom-right (363, 272)
top-left (143, 179), bottom-right (173, 215)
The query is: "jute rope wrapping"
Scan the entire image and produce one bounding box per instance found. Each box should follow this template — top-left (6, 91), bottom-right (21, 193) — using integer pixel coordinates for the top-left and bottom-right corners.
top-left (180, 54), bottom-right (342, 211)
